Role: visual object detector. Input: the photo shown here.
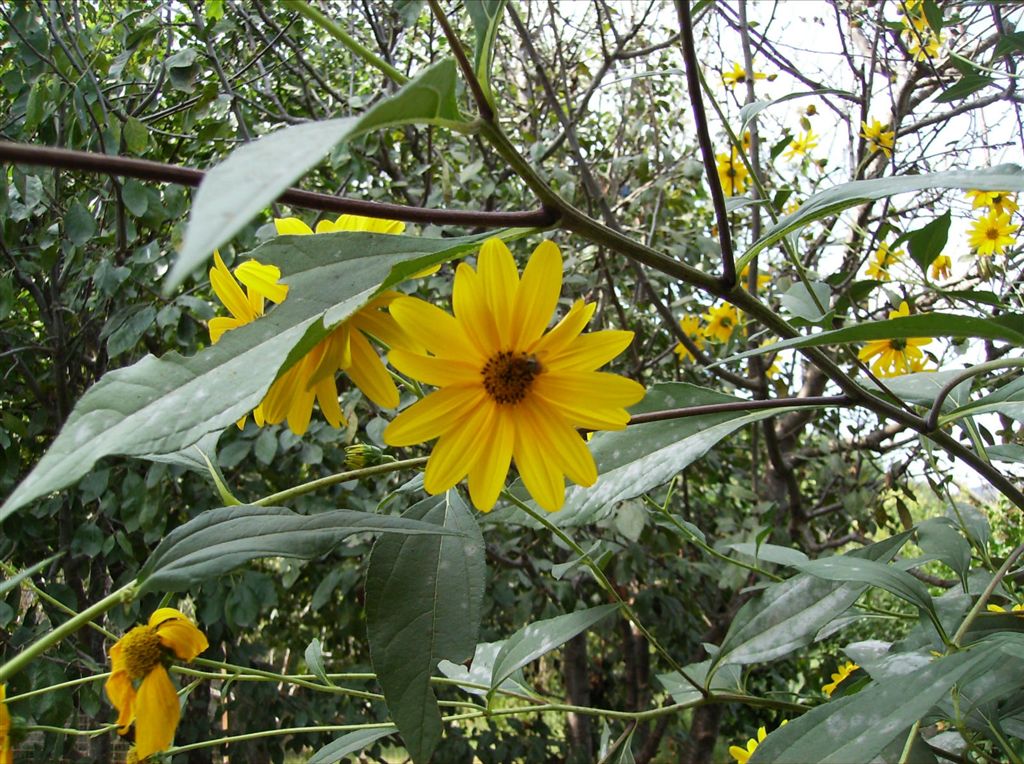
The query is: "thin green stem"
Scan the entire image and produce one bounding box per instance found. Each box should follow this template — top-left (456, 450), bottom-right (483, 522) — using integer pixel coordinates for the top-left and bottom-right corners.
top-left (0, 580), bottom-right (136, 683)
top-left (168, 723), bottom-right (399, 753)
top-left (5, 672), bottom-right (110, 703)
top-left (951, 540), bottom-right (1024, 647)
top-left (290, 1), bottom-right (409, 85)
top-left (22, 723), bottom-right (115, 737)
top-left (253, 456), bottom-right (428, 506)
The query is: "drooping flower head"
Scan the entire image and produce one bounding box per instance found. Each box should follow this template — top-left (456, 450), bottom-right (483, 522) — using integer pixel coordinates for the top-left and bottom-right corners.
top-left (1, 684), bottom-right (11, 764)
top-left (822, 660), bottom-right (860, 696)
top-left (965, 189), bottom-right (1018, 216)
top-left (857, 301), bottom-right (932, 378)
top-left (860, 119), bottom-right (895, 159)
top-left (105, 608), bottom-right (208, 759)
top-left (701, 303), bottom-right (739, 343)
top-left (729, 721), bottom-right (788, 764)
top-left (783, 130), bottom-right (819, 161)
top-left (383, 239), bottom-right (645, 512)
top-left (674, 315), bottom-right (705, 362)
top-left (864, 242), bottom-right (903, 281)
top-left (716, 151), bottom-right (749, 197)
top-left (930, 254), bottom-right (952, 281)
top-left (968, 210), bottom-right (1019, 257)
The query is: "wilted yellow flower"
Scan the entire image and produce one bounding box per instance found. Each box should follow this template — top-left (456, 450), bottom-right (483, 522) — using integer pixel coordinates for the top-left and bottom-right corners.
top-left (864, 242), bottom-right (903, 281)
top-left (964, 189), bottom-right (1018, 216)
top-left (822, 661), bottom-right (860, 696)
top-left (783, 130), bottom-right (819, 161)
top-left (722, 62), bottom-right (767, 89)
top-left (968, 211), bottom-right (1019, 257)
top-left (702, 303), bottom-right (739, 343)
top-left (674, 315), bottom-right (705, 362)
top-left (860, 119), bottom-right (895, 159)
top-left (716, 151), bottom-right (749, 196)
top-left (383, 239), bottom-right (645, 512)
top-left (858, 301), bottom-right (931, 378)
top-left (105, 608), bottom-right (208, 759)
top-left (930, 254), bottom-right (952, 280)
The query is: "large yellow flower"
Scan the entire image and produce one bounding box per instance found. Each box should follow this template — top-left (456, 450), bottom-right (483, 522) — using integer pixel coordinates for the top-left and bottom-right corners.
top-left (822, 660), bottom-right (860, 696)
top-left (965, 189), bottom-right (1018, 216)
top-left (860, 119), bottom-right (894, 159)
top-left (1, 684), bottom-right (11, 764)
top-left (857, 301), bottom-right (931, 378)
top-left (968, 210), bottom-right (1019, 257)
top-left (209, 214), bottom-right (423, 434)
top-left (782, 130), bottom-right (818, 161)
top-left (674, 315), bottom-right (704, 362)
top-left (702, 303), bottom-right (739, 343)
top-left (383, 239), bottom-right (645, 512)
top-left (716, 151), bottom-right (749, 196)
top-left (105, 608), bottom-right (208, 759)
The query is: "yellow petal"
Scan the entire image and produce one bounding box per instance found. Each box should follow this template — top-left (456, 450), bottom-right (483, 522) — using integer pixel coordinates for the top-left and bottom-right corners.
top-left (452, 262), bottom-right (501, 356)
top-left (334, 214), bottom-right (405, 234)
top-left (424, 402), bottom-right (496, 494)
top-left (286, 383), bottom-right (316, 435)
top-left (467, 406), bottom-right (515, 511)
top-left (210, 251), bottom-right (256, 324)
top-left (384, 386), bottom-right (485, 446)
top-left (155, 614), bottom-right (208, 661)
top-left (728, 745), bottom-right (751, 764)
top-left (547, 371), bottom-right (646, 410)
top-left (390, 296), bottom-right (482, 363)
top-left (531, 375), bottom-right (635, 430)
top-left (104, 668), bottom-right (137, 731)
top-left (389, 349), bottom-right (479, 388)
top-left (511, 239), bottom-right (562, 347)
top-left (314, 218), bottom-right (338, 233)
top-left (545, 330), bottom-right (635, 372)
top-left (530, 300), bottom-right (596, 360)
top-left (148, 607), bottom-right (188, 629)
top-left (274, 217), bottom-right (314, 236)
top-left (477, 238), bottom-right (520, 347)
top-left (134, 666), bottom-right (180, 759)
top-left (261, 364), bottom-right (306, 425)
top-left (345, 330), bottom-right (399, 409)
top-left (313, 374), bottom-right (345, 428)
top-left (208, 316), bottom-right (243, 344)
top-left (513, 409), bottom-right (566, 512)
top-left (235, 259), bottom-right (288, 304)
top-left (350, 304), bottom-right (424, 353)
top-left (526, 399), bottom-right (598, 487)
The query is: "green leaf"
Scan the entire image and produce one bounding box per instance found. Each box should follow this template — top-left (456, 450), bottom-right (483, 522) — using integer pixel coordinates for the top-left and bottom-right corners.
top-left (729, 542), bottom-right (809, 568)
top-left (1, 231), bottom-right (492, 519)
top-left (740, 165), bottom-right (1024, 267)
top-left (438, 640), bottom-right (533, 697)
top-left (906, 210), bottom-right (950, 274)
top-left (106, 306), bottom-right (156, 358)
top-left (779, 281), bottom-right (831, 324)
top-left (490, 605), bottom-right (617, 691)
top-left (366, 492), bottom-right (485, 764)
top-left (137, 505), bottom-right (456, 594)
top-left (944, 375), bottom-right (1024, 423)
top-left (122, 179), bottom-right (149, 216)
top-left (657, 660), bottom-right (742, 705)
top-left (167, 58), bottom-right (468, 292)
top-left (550, 383), bottom-right (823, 526)
top-left (465, 0), bottom-right (508, 105)
top-left (307, 727), bottom-right (397, 764)
top-left (917, 517), bottom-right (971, 587)
top-left (0, 553), bottom-right (62, 597)
top-left (738, 88), bottom-right (852, 131)
top-left (989, 444), bottom-right (1024, 464)
top-left (123, 117), bottom-right (149, 154)
top-left (861, 368), bottom-right (972, 410)
top-left (935, 74), bottom-right (993, 103)
top-left (304, 637), bottom-right (333, 686)
top-left (749, 647), bottom-right (1000, 763)
top-left (713, 533), bottom-right (911, 667)
top-left (65, 201), bottom-right (96, 246)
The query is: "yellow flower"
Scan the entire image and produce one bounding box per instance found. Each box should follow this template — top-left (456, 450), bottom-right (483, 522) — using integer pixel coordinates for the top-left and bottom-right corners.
top-left (783, 130), bottom-right (818, 161)
top-left (716, 151), bottom-right (749, 196)
top-left (105, 608), bottom-right (208, 759)
top-left (968, 210), bottom-right (1019, 257)
top-left (930, 254), bottom-right (952, 280)
top-left (729, 721), bottom-right (787, 764)
top-left (864, 242), bottom-right (903, 281)
top-left (857, 301), bottom-right (931, 378)
top-left (822, 660), bottom-right (860, 696)
top-left (903, 19), bottom-right (942, 62)
top-left (740, 264), bottom-right (771, 291)
top-left (1, 684), bottom-right (11, 764)
top-left (722, 62), bottom-right (766, 89)
top-left (382, 239), bottom-right (645, 512)
top-left (702, 303), bottom-right (739, 343)
top-left (674, 315), bottom-right (705, 362)
top-left (987, 603), bottom-right (1024, 613)
top-left (965, 189), bottom-right (1018, 216)
top-left (860, 119), bottom-right (895, 159)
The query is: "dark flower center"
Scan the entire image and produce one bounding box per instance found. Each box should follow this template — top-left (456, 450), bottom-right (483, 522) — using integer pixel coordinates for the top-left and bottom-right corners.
top-left (120, 626), bottom-right (164, 680)
top-left (482, 351), bottom-right (542, 405)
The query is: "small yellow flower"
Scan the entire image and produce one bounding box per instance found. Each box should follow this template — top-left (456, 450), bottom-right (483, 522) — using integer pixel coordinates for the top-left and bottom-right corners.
top-left (860, 119), bottom-right (895, 159)
top-left (383, 238), bottom-right (645, 512)
top-left (857, 301), bottom-right (932, 378)
top-left (729, 721), bottom-right (787, 764)
top-left (740, 264), bottom-right (771, 291)
top-left (964, 189), bottom-right (1018, 216)
top-left (903, 18), bottom-right (942, 62)
top-left (987, 603), bottom-right (1024, 613)
top-left (674, 315), bottom-right (705, 362)
top-left (930, 254), bottom-right (952, 281)
top-left (716, 151), bottom-right (749, 196)
top-left (722, 62), bottom-right (767, 89)
top-left (783, 130), bottom-right (819, 161)
top-left (702, 303), bottom-right (739, 343)
top-left (864, 242), bottom-right (903, 281)
top-left (105, 608), bottom-right (208, 759)
top-left (1, 684), bottom-right (11, 764)
top-left (968, 210), bottom-right (1019, 257)
top-left (822, 660), bottom-right (860, 696)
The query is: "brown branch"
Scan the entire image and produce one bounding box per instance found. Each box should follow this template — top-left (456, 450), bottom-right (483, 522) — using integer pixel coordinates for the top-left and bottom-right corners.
top-left (0, 141), bottom-right (559, 229)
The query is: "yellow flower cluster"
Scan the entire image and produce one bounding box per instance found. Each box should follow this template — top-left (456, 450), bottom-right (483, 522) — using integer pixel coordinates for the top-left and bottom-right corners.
top-left (716, 150), bottom-right (749, 196)
top-left (965, 189), bottom-right (1019, 258)
top-left (900, 3), bottom-right (943, 62)
top-left (858, 301), bottom-right (931, 378)
top-left (860, 119), bottom-right (895, 159)
top-left (864, 242), bottom-right (904, 282)
top-left (783, 129), bottom-right (818, 161)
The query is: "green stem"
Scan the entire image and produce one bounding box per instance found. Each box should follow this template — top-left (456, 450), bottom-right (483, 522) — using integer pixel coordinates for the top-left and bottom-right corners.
top-left (290, 1), bottom-right (409, 85)
top-left (0, 580), bottom-right (136, 683)
top-left (951, 540), bottom-right (1024, 647)
top-left (253, 456), bottom-right (428, 506)
top-left (5, 672), bottom-right (110, 703)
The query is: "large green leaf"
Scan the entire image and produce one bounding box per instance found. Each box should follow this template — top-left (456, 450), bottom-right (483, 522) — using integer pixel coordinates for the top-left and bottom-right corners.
top-left (1, 231), bottom-right (492, 519)
top-left (137, 505), bottom-right (456, 594)
top-left (167, 58), bottom-right (467, 291)
top-left (917, 517), bottom-right (971, 587)
top-left (489, 605), bottom-right (617, 691)
top-left (551, 383), bottom-right (818, 527)
top-left (713, 533), bottom-right (911, 667)
top-left (750, 645), bottom-right (1003, 763)
top-left (944, 375), bottom-right (1024, 423)
top-left (307, 727), bottom-right (397, 764)
top-left (740, 164), bottom-right (1024, 266)
top-left (366, 492), bottom-right (485, 764)
top-left (465, 0), bottom-right (507, 105)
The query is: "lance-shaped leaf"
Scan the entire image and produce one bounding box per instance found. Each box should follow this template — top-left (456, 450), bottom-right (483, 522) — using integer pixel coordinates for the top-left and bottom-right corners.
top-left (308, 727), bottom-right (397, 764)
top-left (137, 505), bottom-right (457, 594)
top-left (1, 231), bottom-right (492, 519)
top-left (466, 0), bottom-right (507, 105)
top-left (168, 58), bottom-right (466, 291)
top-left (740, 164), bottom-right (1024, 266)
top-left (366, 492), bottom-right (485, 764)
top-left (944, 375), bottom-right (1024, 423)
